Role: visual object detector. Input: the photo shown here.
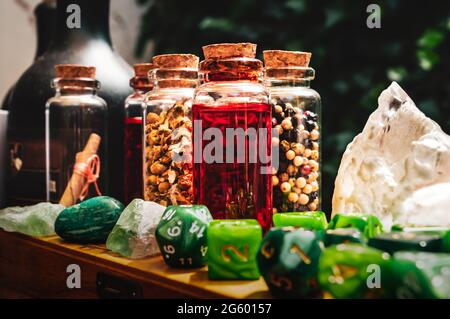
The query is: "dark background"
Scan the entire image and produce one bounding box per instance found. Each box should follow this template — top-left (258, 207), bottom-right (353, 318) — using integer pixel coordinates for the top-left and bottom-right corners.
top-left (135, 0), bottom-right (450, 213)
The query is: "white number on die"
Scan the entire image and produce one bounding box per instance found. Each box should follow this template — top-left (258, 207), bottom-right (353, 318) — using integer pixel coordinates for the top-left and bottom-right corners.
top-left (167, 226), bottom-right (181, 237)
top-left (163, 245), bottom-right (175, 254)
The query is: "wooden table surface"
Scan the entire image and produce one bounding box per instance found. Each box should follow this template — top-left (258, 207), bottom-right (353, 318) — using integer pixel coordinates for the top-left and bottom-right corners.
top-left (0, 230), bottom-right (270, 299)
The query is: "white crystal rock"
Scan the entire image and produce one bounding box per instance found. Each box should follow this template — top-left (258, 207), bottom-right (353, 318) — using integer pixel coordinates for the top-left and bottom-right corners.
top-left (0, 202), bottom-right (65, 236)
top-left (332, 82), bottom-right (450, 229)
top-left (106, 199), bottom-right (165, 259)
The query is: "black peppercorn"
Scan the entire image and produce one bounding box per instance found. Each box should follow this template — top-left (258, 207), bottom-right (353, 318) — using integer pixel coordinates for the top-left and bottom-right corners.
top-left (310, 191), bottom-right (318, 200)
top-left (305, 120), bottom-right (316, 132)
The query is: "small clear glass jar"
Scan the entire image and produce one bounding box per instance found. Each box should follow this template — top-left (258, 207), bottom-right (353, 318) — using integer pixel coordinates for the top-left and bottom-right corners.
top-left (264, 50), bottom-right (321, 213)
top-left (45, 64), bottom-right (108, 203)
top-left (193, 43), bottom-right (272, 232)
top-left (143, 54), bottom-right (199, 206)
top-left (124, 63), bottom-right (154, 204)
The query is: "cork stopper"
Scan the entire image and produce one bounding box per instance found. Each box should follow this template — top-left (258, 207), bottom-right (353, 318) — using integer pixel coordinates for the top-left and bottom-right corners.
top-left (133, 63), bottom-right (154, 77)
top-left (263, 50), bottom-right (312, 68)
top-left (152, 54), bottom-right (199, 69)
top-left (55, 64), bottom-right (96, 78)
top-left (202, 43), bottom-right (257, 59)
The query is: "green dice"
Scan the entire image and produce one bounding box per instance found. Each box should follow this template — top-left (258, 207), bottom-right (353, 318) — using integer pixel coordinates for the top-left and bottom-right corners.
top-left (368, 232), bottom-right (442, 254)
top-left (155, 205), bottom-right (213, 268)
top-left (322, 228), bottom-right (364, 247)
top-left (328, 213), bottom-right (383, 238)
top-left (318, 243), bottom-right (392, 298)
top-left (443, 230), bottom-right (450, 253)
top-left (272, 211), bottom-right (328, 230)
top-left (392, 251), bottom-right (450, 299)
top-left (391, 225), bottom-right (448, 235)
top-left (257, 227), bottom-right (323, 298)
top-left (207, 220), bottom-right (262, 280)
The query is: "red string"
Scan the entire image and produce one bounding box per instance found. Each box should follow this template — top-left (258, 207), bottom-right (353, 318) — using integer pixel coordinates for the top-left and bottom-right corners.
top-left (73, 154), bottom-right (102, 201)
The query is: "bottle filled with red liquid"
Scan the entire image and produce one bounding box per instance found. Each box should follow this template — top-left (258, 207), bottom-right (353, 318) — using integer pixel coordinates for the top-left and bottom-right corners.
top-left (124, 63), bottom-right (154, 204)
top-left (193, 43), bottom-right (273, 231)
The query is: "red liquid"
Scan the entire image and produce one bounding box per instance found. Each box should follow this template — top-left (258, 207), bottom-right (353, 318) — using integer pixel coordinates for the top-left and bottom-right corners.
top-left (124, 117), bottom-right (143, 204)
top-left (193, 103), bottom-right (273, 231)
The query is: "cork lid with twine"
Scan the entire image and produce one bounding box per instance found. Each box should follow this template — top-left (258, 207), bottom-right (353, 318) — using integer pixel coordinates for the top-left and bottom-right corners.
top-left (152, 54), bottom-right (199, 88)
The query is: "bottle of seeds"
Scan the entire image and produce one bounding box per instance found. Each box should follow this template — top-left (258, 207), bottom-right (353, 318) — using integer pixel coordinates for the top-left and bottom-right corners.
top-left (143, 54), bottom-right (199, 206)
top-left (264, 50), bottom-right (321, 213)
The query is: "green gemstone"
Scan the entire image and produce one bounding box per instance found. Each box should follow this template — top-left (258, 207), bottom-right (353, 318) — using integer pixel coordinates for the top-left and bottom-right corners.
top-left (106, 199), bottom-right (166, 259)
top-left (328, 213), bottom-right (383, 238)
top-left (368, 232), bottom-right (442, 254)
top-left (0, 202), bottom-right (64, 237)
top-left (257, 227), bottom-right (323, 298)
top-left (208, 219), bottom-right (262, 280)
top-left (273, 211), bottom-right (328, 230)
top-left (322, 228), bottom-right (364, 246)
top-left (318, 243), bottom-right (392, 298)
top-left (156, 205), bottom-right (213, 268)
top-left (392, 251), bottom-right (450, 299)
top-left (55, 196), bottom-right (124, 243)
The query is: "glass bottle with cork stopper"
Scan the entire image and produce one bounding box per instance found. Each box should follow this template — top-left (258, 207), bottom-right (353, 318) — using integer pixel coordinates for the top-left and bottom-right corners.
top-left (7, 0), bottom-right (132, 206)
top-left (143, 54), bottom-right (199, 206)
top-left (193, 43), bottom-right (272, 232)
top-left (45, 64), bottom-right (108, 205)
top-left (263, 50), bottom-right (321, 214)
top-left (124, 63), bottom-right (154, 204)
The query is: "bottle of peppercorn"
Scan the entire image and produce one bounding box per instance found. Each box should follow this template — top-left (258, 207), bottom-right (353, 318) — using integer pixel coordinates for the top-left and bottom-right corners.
top-left (264, 50), bottom-right (321, 214)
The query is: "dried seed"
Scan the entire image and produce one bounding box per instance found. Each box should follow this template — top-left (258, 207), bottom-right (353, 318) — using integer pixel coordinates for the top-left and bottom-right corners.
top-left (150, 162), bottom-right (167, 175)
top-left (280, 182), bottom-right (291, 193)
top-left (299, 194), bottom-right (309, 205)
top-left (288, 192), bottom-right (299, 203)
top-left (286, 150), bottom-right (296, 161)
top-left (295, 177), bottom-right (307, 188)
top-left (303, 184), bottom-right (313, 194)
top-left (158, 182), bottom-right (170, 193)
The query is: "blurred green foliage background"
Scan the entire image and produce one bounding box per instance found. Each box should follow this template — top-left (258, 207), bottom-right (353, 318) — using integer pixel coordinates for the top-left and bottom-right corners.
top-left (136, 0), bottom-right (450, 214)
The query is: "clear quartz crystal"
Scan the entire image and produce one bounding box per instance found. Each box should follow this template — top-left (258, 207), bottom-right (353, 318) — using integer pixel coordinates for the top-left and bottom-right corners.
top-left (106, 199), bottom-right (166, 258)
top-left (0, 202), bottom-right (64, 236)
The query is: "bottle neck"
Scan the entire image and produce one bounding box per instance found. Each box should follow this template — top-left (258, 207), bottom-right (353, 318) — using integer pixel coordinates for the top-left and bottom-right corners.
top-left (153, 69), bottom-right (198, 90)
top-left (52, 78), bottom-right (100, 96)
top-left (34, 0), bottom-right (56, 59)
top-left (130, 76), bottom-right (153, 94)
top-left (266, 78), bottom-right (311, 88)
top-left (50, 0), bottom-right (112, 51)
top-left (264, 67), bottom-right (315, 88)
top-left (200, 58), bottom-right (264, 83)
